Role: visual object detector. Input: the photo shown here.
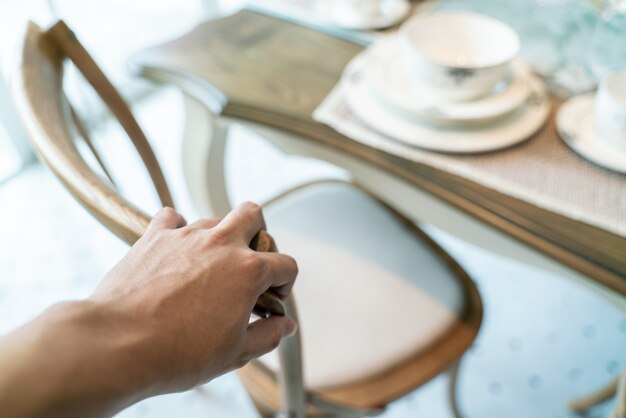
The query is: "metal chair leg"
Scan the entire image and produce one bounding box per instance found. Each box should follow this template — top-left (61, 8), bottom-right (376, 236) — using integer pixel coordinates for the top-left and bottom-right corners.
top-left (448, 358), bottom-right (464, 418)
top-left (277, 295), bottom-right (306, 418)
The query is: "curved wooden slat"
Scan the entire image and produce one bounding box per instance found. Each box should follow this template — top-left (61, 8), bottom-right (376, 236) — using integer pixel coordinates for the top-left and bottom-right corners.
top-left (13, 20), bottom-right (287, 316)
top-left (14, 21), bottom-right (305, 418)
top-left (69, 105), bottom-right (116, 186)
top-left (46, 20), bottom-right (174, 209)
top-left (14, 21), bottom-right (149, 244)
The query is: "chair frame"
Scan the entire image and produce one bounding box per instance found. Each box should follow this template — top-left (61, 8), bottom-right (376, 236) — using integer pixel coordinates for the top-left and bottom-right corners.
top-left (236, 179), bottom-right (481, 416)
top-left (173, 70), bottom-right (485, 418)
top-left (14, 20), bottom-right (483, 418)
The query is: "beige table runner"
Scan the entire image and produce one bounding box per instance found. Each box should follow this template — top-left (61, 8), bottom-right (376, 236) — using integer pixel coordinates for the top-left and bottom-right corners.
top-left (314, 85), bottom-right (626, 238)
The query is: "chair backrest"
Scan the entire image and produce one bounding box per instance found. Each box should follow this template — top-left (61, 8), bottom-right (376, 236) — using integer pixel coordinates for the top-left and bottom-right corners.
top-left (13, 19), bottom-right (301, 415)
top-left (13, 20), bottom-right (173, 245)
top-left (15, 16), bottom-right (287, 318)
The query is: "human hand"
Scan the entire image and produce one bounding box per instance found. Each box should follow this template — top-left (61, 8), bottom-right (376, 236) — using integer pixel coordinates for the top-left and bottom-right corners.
top-left (0, 202), bottom-right (298, 418)
top-left (91, 203), bottom-right (298, 396)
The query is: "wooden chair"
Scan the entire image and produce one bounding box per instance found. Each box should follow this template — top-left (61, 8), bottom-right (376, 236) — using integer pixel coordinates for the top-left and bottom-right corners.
top-left (14, 20), bottom-right (483, 418)
top-left (569, 370), bottom-right (626, 418)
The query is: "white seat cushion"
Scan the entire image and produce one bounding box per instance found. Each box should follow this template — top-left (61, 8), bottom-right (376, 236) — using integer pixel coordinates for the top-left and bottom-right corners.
top-left (260, 182), bottom-right (466, 389)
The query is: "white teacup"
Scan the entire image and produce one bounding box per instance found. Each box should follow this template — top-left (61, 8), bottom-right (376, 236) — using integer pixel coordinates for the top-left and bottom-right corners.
top-left (595, 73), bottom-right (626, 152)
top-left (401, 11), bottom-right (520, 102)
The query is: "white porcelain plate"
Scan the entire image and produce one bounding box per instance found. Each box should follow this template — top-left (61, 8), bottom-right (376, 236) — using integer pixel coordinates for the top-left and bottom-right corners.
top-left (557, 94), bottom-right (626, 174)
top-left (362, 37), bottom-right (531, 126)
top-left (341, 57), bottom-right (550, 153)
top-left (315, 0), bottom-right (411, 31)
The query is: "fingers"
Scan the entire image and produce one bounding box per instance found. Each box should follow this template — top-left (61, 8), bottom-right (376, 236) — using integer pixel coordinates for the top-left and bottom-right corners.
top-left (254, 252), bottom-right (298, 299)
top-left (146, 207), bottom-right (186, 234)
top-left (218, 202), bottom-right (266, 245)
top-left (242, 316), bottom-right (298, 361)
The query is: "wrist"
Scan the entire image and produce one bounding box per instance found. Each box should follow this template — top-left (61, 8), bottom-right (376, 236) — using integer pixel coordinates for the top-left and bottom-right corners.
top-left (48, 300), bottom-right (157, 409)
top-left (0, 300), bottom-right (154, 417)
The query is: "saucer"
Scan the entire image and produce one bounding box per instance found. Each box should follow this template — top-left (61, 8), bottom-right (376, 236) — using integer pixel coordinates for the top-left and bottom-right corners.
top-left (315, 0), bottom-right (411, 30)
top-left (557, 94), bottom-right (626, 174)
top-left (341, 56), bottom-right (550, 153)
top-left (362, 37), bottom-right (531, 126)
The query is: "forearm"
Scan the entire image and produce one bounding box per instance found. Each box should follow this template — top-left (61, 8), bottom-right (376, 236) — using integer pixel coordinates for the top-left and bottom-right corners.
top-left (0, 205), bottom-right (298, 417)
top-left (0, 301), bottom-right (152, 418)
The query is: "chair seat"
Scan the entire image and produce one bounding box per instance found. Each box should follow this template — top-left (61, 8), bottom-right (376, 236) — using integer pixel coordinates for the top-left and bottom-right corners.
top-left (259, 182), bottom-right (467, 389)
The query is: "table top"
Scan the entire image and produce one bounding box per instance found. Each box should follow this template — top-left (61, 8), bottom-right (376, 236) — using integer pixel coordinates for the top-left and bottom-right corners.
top-left (132, 10), bottom-right (626, 295)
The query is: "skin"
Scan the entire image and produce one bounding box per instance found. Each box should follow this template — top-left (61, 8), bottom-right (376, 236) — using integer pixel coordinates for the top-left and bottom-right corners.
top-left (0, 203), bottom-right (298, 418)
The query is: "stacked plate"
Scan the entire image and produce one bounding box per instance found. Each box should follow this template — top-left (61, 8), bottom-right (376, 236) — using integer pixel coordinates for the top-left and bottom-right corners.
top-left (341, 13), bottom-right (551, 154)
top-left (557, 72), bottom-right (626, 174)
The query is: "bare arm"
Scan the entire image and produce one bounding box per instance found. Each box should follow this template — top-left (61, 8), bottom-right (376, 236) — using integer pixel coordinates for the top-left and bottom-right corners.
top-left (0, 203), bottom-right (297, 418)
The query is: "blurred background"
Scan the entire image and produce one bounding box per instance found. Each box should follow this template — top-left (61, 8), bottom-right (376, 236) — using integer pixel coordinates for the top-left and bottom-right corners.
top-left (0, 1), bottom-right (625, 417)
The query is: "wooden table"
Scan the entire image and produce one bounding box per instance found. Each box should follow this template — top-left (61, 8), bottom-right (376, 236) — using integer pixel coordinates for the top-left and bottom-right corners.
top-left (131, 9), bottom-right (626, 297)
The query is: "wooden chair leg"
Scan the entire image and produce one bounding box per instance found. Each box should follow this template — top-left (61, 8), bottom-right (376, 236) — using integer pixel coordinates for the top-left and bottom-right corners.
top-left (611, 369), bottom-right (626, 418)
top-left (247, 391), bottom-right (372, 418)
top-left (251, 398), bottom-right (275, 418)
top-left (568, 376), bottom-right (618, 412)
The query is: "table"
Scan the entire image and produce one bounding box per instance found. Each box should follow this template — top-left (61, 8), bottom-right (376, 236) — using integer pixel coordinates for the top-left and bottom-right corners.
top-left (131, 9), bottom-right (626, 299)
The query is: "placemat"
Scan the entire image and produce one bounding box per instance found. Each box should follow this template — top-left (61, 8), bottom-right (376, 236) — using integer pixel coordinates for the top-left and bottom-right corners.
top-left (313, 79), bottom-right (626, 238)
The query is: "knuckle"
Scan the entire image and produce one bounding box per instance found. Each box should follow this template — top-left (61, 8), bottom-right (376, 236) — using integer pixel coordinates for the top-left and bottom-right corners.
top-left (176, 226), bottom-right (194, 238)
top-left (241, 201), bottom-right (262, 213)
top-left (241, 201), bottom-right (264, 221)
top-left (206, 227), bottom-right (229, 246)
top-left (284, 255), bottom-right (299, 277)
top-left (158, 206), bottom-right (177, 219)
top-left (242, 251), bottom-right (266, 274)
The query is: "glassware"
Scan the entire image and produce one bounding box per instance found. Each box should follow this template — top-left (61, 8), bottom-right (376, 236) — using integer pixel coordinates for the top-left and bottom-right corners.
top-left (586, 1), bottom-right (626, 81)
top-left (434, 0), bottom-right (626, 97)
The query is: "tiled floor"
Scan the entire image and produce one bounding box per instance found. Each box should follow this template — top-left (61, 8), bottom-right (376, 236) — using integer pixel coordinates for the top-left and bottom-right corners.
top-left (0, 88), bottom-right (624, 418)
